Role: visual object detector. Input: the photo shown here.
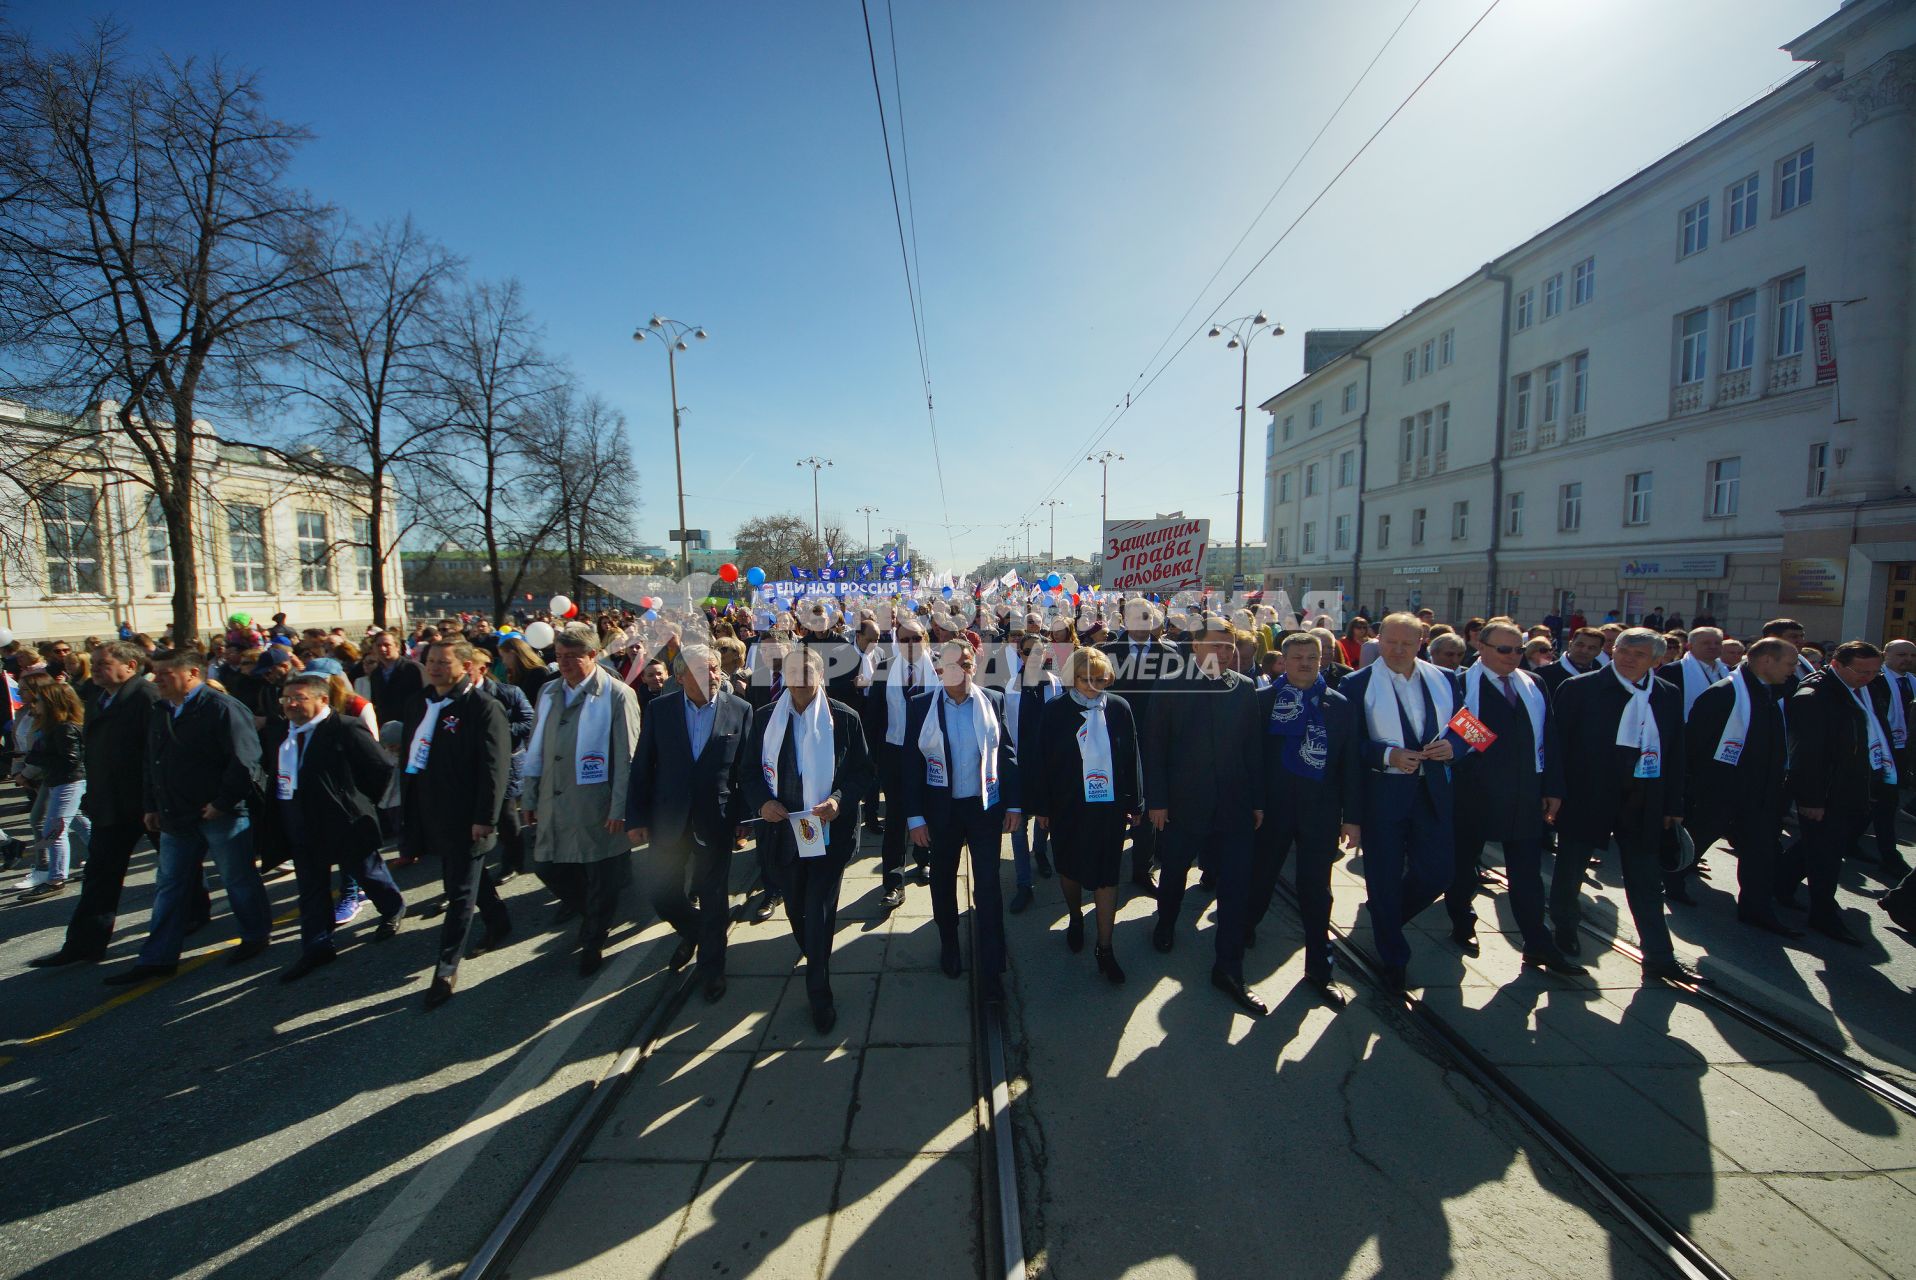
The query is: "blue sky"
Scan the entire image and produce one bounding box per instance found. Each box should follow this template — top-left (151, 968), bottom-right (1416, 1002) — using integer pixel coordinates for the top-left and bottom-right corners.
top-left (17, 0), bottom-right (1838, 573)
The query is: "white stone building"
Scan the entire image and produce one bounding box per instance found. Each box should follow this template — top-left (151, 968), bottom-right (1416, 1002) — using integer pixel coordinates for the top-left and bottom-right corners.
top-left (0, 399), bottom-right (405, 643)
top-left (1262, 0), bottom-right (1915, 641)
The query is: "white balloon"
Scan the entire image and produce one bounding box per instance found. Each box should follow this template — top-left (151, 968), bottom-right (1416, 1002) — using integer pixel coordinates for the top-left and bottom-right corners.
top-left (523, 621), bottom-right (556, 649)
top-left (0, 628), bottom-right (12, 647)
top-left (549, 594), bottom-right (573, 616)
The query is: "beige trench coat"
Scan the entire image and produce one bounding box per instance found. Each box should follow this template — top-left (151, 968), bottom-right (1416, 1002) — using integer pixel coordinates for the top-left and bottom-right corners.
top-left (524, 667), bottom-right (641, 864)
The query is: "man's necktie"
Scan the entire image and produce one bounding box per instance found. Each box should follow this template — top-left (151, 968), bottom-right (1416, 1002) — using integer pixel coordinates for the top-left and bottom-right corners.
top-left (1501, 674), bottom-right (1519, 708)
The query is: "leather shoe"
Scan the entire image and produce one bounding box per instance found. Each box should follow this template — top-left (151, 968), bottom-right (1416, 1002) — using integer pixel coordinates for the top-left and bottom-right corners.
top-left (1008, 886), bottom-right (1034, 915)
top-left (226, 937), bottom-right (269, 967)
top-left (1065, 912), bottom-right (1084, 954)
top-left (1450, 921), bottom-right (1479, 956)
top-left (1151, 918), bottom-right (1174, 954)
top-left (812, 1002), bottom-right (837, 1034)
top-left (424, 975), bottom-right (457, 1008)
top-left (1095, 944), bottom-right (1125, 985)
top-left (29, 950), bottom-right (99, 968)
top-left (940, 944), bottom-right (962, 979)
top-left (1211, 968), bottom-right (1268, 1017)
top-left (1553, 927), bottom-right (1583, 958)
top-left (1642, 957), bottom-right (1708, 985)
top-left (1665, 882), bottom-right (1697, 906)
top-left (1305, 975), bottom-right (1349, 1009)
top-left (579, 945), bottom-right (605, 977)
top-left (374, 910), bottom-right (405, 941)
top-left (279, 949), bottom-right (336, 983)
top-left (704, 974), bottom-right (728, 1003)
top-left (1377, 964), bottom-right (1408, 993)
top-left (1521, 949), bottom-right (1589, 977)
top-left (104, 963), bottom-right (176, 986)
top-left (669, 938), bottom-right (697, 972)
top-left (1808, 913), bottom-right (1861, 945)
top-left (1774, 887), bottom-right (1806, 911)
top-left (1034, 849), bottom-right (1053, 879)
top-left (466, 918), bottom-right (513, 959)
top-left (1130, 873), bottom-right (1158, 896)
top-left (881, 884), bottom-right (906, 911)
top-left (753, 895), bottom-right (779, 923)
top-left (1736, 909), bottom-right (1803, 939)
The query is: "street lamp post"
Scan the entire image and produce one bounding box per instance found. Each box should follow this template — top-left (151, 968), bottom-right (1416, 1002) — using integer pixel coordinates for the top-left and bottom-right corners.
top-left (1041, 498), bottom-right (1065, 565)
top-left (1087, 450), bottom-right (1124, 577)
top-left (1208, 312), bottom-right (1285, 587)
top-left (632, 315), bottom-right (709, 579)
top-left (796, 456), bottom-right (834, 544)
top-left (855, 504), bottom-right (880, 555)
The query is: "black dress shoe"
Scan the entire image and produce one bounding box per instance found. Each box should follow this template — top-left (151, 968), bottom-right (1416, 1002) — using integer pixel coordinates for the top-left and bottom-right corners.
top-left (1641, 957), bottom-right (1708, 985)
top-left (1305, 975), bottom-right (1349, 1009)
top-left (1553, 927), bottom-right (1583, 958)
top-left (752, 894), bottom-right (780, 923)
top-left (1736, 909), bottom-right (1804, 939)
top-left (1034, 849), bottom-right (1053, 879)
top-left (1808, 913), bottom-right (1861, 945)
top-left (1521, 949), bottom-right (1589, 976)
top-left (279, 949), bottom-right (336, 983)
top-left (940, 943), bottom-right (963, 978)
top-left (226, 937), bottom-right (269, 966)
top-left (1450, 921), bottom-right (1479, 956)
top-left (28, 950), bottom-right (99, 968)
top-left (704, 974), bottom-right (728, 1003)
top-left (1065, 912), bottom-right (1085, 954)
top-left (669, 938), bottom-right (697, 972)
top-left (579, 945), bottom-right (605, 977)
top-left (466, 918), bottom-right (513, 959)
top-left (374, 910), bottom-right (405, 941)
top-left (812, 1002), bottom-right (838, 1034)
top-left (1665, 882), bottom-right (1698, 906)
top-left (1152, 918), bottom-right (1174, 953)
top-left (1095, 944), bottom-right (1125, 985)
top-left (881, 884), bottom-right (906, 911)
top-left (104, 963), bottom-right (176, 986)
top-left (1211, 968), bottom-right (1268, 1017)
top-left (1377, 964), bottom-right (1408, 993)
top-left (424, 975), bottom-right (457, 1008)
top-left (1774, 887), bottom-right (1805, 912)
top-left (1008, 886), bottom-right (1034, 915)
top-left (1130, 873), bottom-right (1158, 896)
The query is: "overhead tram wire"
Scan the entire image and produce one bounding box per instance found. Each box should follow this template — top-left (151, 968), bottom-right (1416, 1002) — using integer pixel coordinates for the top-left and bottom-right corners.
top-left (859, 0), bottom-right (956, 564)
top-left (1015, 0), bottom-right (1505, 527)
top-left (886, 0), bottom-right (930, 360)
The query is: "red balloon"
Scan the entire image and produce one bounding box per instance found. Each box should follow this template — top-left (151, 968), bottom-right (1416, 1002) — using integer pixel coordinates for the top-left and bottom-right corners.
top-left (565, 604), bottom-right (579, 618)
top-left (718, 563), bottom-right (740, 583)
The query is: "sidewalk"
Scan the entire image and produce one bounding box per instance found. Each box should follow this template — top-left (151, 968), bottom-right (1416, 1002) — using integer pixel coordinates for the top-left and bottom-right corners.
top-left (509, 868), bottom-right (984, 1279)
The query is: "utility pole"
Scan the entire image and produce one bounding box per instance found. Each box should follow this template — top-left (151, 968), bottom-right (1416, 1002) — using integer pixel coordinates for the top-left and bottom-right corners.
top-left (1087, 450), bottom-right (1123, 575)
top-left (632, 315), bottom-right (709, 578)
top-left (796, 456), bottom-right (833, 544)
top-left (855, 504), bottom-right (879, 554)
top-left (1042, 498), bottom-right (1065, 565)
top-left (1209, 312), bottom-right (1285, 587)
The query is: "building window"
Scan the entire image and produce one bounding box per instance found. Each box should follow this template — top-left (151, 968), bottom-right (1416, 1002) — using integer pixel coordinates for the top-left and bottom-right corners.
top-left (1302, 522), bottom-right (1316, 555)
top-left (1377, 513), bottom-right (1391, 550)
top-left (1304, 462), bottom-right (1320, 497)
top-left (1543, 272), bottom-right (1563, 319)
top-left (1727, 173), bottom-right (1759, 236)
top-left (1625, 471), bottom-right (1653, 525)
top-left (1808, 442), bottom-right (1829, 497)
top-left (1403, 351), bottom-right (1416, 383)
top-left (1505, 490), bottom-right (1524, 537)
top-left (1421, 340), bottom-right (1435, 375)
top-left (1514, 373), bottom-right (1532, 432)
top-left (1416, 410), bottom-right (1432, 460)
top-left (1337, 449), bottom-right (1355, 488)
top-left (1775, 272), bottom-right (1806, 358)
top-left (39, 483), bottom-right (101, 595)
top-left (1542, 363), bottom-right (1562, 423)
top-left (1341, 382), bottom-right (1356, 414)
top-left (353, 515), bottom-right (376, 593)
top-left (1334, 514), bottom-right (1351, 551)
top-left (1681, 198), bottom-right (1710, 257)
top-left (145, 494), bottom-right (171, 595)
top-left (1282, 414), bottom-right (1295, 442)
top-left (228, 502), bottom-right (270, 593)
top-left (1451, 501), bottom-right (1468, 541)
top-left (1778, 145), bottom-right (1813, 213)
top-left (1708, 457), bottom-right (1741, 517)
top-left (1278, 471), bottom-right (1293, 504)
top-left (1515, 288), bottom-right (1534, 331)
top-left (1571, 352), bottom-right (1590, 415)
top-left (1276, 528), bottom-right (1288, 559)
top-left (297, 510), bottom-right (332, 592)
top-left (1411, 508), bottom-right (1426, 545)
top-left (1439, 329), bottom-right (1454, 366)
top-left (1726, 292), bottom-right (1757, 371)
top-left (1572, 256), bottom-right (1595, 306)
top-left (1559, 482), bottom-right (1583, 532)
top-left (1436, 404), bottom-right (1450, 454)
top-left (1400, 417), bottom-right (1415, 464)
top-left (1309, 400), bottom-right (1323, 429)
top-left (1266, 422), bottom-right (1276, 456)
top-left (1679, 309), bottom-right (1709, 384)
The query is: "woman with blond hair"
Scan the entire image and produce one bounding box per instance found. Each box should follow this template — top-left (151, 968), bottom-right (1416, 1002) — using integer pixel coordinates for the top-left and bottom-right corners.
top-left (17, 682), bottom-right (89, 899)
top-left (499, 635), bottom-right (555, 703)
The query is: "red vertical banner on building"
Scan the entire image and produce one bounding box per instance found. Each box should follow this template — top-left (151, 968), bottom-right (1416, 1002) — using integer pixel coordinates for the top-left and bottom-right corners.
top-left (1810, 302), bottom-right (1839, 386)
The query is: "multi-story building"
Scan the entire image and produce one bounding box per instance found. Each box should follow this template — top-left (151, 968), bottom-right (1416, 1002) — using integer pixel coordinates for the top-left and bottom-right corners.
top-left (1262, 0), bottom-right (1915, 640)
top-left (0, 399), bottom-right (404, 641)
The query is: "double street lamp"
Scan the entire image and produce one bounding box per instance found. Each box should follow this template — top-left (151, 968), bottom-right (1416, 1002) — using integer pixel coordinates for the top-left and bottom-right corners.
top-left (796, 456), bottom-right (834, 544)
top-left (1208, 311), bottom-right (1285, 587)
top-left (633, 314), bottom-right (708, 579)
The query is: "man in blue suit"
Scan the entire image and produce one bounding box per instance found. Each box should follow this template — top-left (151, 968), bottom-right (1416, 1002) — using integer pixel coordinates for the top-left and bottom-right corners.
top-left (902, 638), bottom-right (1019, 1000)
top-left (1339, 613), bottom-right (1465, 991)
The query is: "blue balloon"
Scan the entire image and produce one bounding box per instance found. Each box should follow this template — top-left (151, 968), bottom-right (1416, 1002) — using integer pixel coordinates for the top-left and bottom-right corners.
top-left (941, 585), bottom-right (953, 597)
top-left (1044, 573), bottom-right (1061, 589)
top-left (643, 608), bottom-right (658, 620)
top-left (746, 565), bottom-right (767, 586)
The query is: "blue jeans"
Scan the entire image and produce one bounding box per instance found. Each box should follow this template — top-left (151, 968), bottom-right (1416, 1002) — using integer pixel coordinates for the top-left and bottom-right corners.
top-left (40, 780), bottom-right (90, 880)
top-left (138, 814), bottom-right (271, 966)
top-left (1009, 815), bottom-right (1050, 891)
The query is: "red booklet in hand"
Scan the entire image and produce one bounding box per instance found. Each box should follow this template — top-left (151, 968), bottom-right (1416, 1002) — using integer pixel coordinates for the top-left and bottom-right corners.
top-left (1447, 707), bottom-right (1497, 750)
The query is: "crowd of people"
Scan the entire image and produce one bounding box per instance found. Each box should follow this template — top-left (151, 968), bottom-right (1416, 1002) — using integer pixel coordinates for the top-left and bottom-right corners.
top-left (3, 594), bottom-right (1912, 1026)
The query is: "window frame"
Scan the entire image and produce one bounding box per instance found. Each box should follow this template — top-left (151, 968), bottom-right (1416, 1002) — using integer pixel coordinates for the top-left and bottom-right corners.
top-left (1304, 461), bottom-right (1320, 497)
top-left (1678, 309), bottom-right (1710, 385)
top-left (1708, 456), bottom-right (1741, 518)
top-left (1625, 471), bottom-right (1653, 526)
top-left (1504, 490), bottom-right (1524, 537)
top-left (40, 483), bottom-right (102, 596)
top-left (1377, 513), bottom-right (1391, 550)
top-left (1777, 145), bottom-right (1813, 215)
top-left (1421, 339), bottom-right (1435, 375)
top-left (1559, 482), bottom-right (1583, 533)
top-left (1309, 400), bottom-right (1323, 430)
top-left (1337, 449), bottom-right (1355, 488)
top-left (227, 500), bottom-right (271, 594)
top-left (296, 508), bottom-right (333, 593)
top-left (1334, 513), bottom-right (1351, 552)
top-left (1572, 256), bottom-right (1595, 307)
top-left (1680, 198), bottom-right (1710, 257)
top-left (1727, 172), bottom-right (1759, 237)
top-left (1807, 441), bottom-right (1829, 498)
top-left (1543, 272), bottom-right (1564, 319)
top-left (1514, 373), bottom-right (1532, 432)
top-left (1411, 507), bottom-right (1426, 546)
top-left (1341, 382), bottom-right (1356, 414)
top-left (1571, 352), bottom-right (1590, 415)
top-left (1775, 272), bottom-right (1806, 358)
top-left (1439, 328), bottom-right (1454, 366)
top-left (353, 515), bottom-right (376, 594)
top-left (1542, 362), bottom-right (1563, 423)
top-left (1451, 500), bottom-right (1468, 541)
top-left (1301, 522), bottom-right (1316, 556)
top-left (145, 493), bottom-right (172, 596)
top-left (1515, 288), bottom-right (1534, 331)
top-left (1725, 292), bottom-right (1758, 372)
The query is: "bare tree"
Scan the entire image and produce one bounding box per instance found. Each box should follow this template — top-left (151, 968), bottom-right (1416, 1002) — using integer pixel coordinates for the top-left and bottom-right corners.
top-left (0, 23), bottom-right (338, 643)
top-left (523, 383), bottom-right (639, 604)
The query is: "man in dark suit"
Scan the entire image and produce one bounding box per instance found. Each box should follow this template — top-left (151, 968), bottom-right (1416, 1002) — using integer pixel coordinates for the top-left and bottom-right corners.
top-left (743, 646), bottom-right (876, 1032)
top-left (740, 635), bottom-right (795, 921)
top-left (1685, 637), bottom-right (1799, 936)
top-left (1247, 632), bottom-right (1360, 1007)
top-left (268, 674), bottom-right (403, 981)
top-left (628, 643), bottom-right (753, 995)
top-left (1340, 613), bottom-right (1466, 991)
top-left (1782, 640), bottom-right (1894, 943)
top-left (1549, 628), bottom-right (1696, 982)
top-left (901, 638), bottom-right (1018, 999)
top-left (366, 630), bottom-right (426, 726)
top-left (1538, 627), bottom-right (1605, 703)
top-left (1449, 621), bottom-right (1580, 974)
top-left (1145, 616), bottom-right (1267, 1014)
top-left (1099, 599), bottom-right (1182, 895)
top-left (865, 617), bottom-right (937, 910)
top-left (400, 639), bottom-right (512, 1008)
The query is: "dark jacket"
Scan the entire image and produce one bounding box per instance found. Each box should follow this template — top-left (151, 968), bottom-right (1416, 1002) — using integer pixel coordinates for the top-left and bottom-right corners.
top-left (1025, 692), bottom-right (1143, 822)
top-left (626, 687), bottom-right (752, 847)
top-left (900, 685), bottom-right (1021, 827)
top-left (397, 679), bottom-right (510, 850)
top-left (262, 712), bottom-right (393, 861)
top-left (476, 676), bottom-right (538, 804)
top-left (145, 684), bottom-right (265, 833)
top-left (368, 658), bottom-right (427, 725)
top-left (1340, 663), bottom-right (1467, 828)
top-left (1142, 667), bottom-right (1263, 833)
top-left (741, 696), bottom-right (875, 865)
top-left (1788, 669), bottom-right (1892, 813)
top-left (1097, 637), bottom-right (1183, 751)
top-left (83, 678), bottom-right (162, 824)
top-left (1452, 668), bottom-right (1565, 843)
top-left (25, 720), bottom-right (84, 787)
top-left (1553, 666), bottom-right (1685, 845)
top-left (1253, 680), bottom-right (1360, 832)
top-left (1538, 658), bottom-right (1600, 704)
top-left (1686, 668), bottom-right (1788, 824)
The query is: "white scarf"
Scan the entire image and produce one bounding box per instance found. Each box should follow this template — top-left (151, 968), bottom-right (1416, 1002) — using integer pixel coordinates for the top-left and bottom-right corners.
top-left (883, 643), bottom-right (939, 746)
top-left (1882, 671), bottom-right (1911, 749)
top-left (1613, 667), bottom-right (1662, 777)
top-left (917, 683), bottom-right (1000, 805)
top-left (1363, 659), bottom-right (1456, 754)
top-left (1462, 664), bottom-right (1545, 773)
top-left (1073, 690), bottom-right (1116, 803)
top-left (1557, 652), bottom-right (1595, 679)
top-left (1797, 653), bottom-right (1817, 679)
top-left (405, 694), bottom-right (450, 774)
top-left (1713, 668), bottom-right (1758, 765)
top-left (527, 669), bottom-right (616, 786)
top-left (1004, 671), bottom-right (1060, 753)
top-left (761, 689), bottom-right (835, 816)
top-left (1849, 683), bottom-right (1899, 784)
top-left (1677, 654), bottom-right (1729, 719)
top-left (277, 706), bottom-right (332, 799)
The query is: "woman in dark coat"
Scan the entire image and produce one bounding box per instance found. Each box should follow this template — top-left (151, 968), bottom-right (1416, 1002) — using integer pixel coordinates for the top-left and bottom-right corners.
top-left (1029, 646), bottom-right (1142, 983)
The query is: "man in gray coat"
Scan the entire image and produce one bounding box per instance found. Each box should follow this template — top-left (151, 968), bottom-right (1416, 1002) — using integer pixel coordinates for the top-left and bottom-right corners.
top-left (521, 625), bottom-right (642, 976)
